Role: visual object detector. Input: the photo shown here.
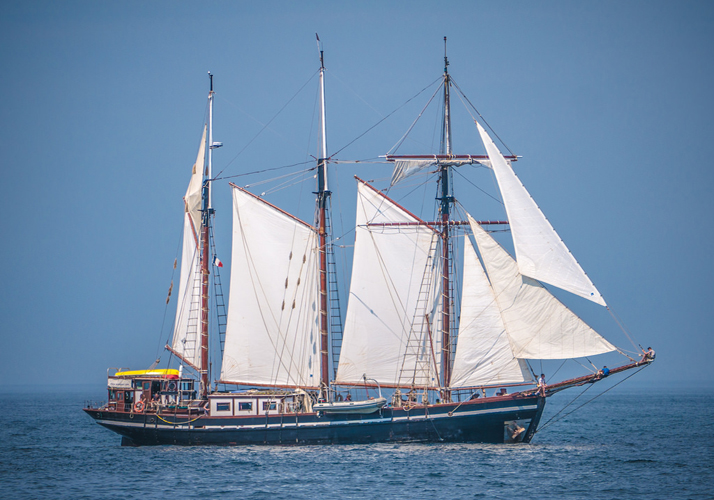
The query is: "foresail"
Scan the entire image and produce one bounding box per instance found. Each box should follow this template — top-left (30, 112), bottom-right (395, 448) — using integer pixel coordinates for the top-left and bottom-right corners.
top-left (476, 121), bottom-right (606, 306)
top-left (170, 212), bottom-right (202, 370)
top-left (450, 233), bottom-right (532, 387)
top-left (469, 218), bottom-right (616, 360)
top-left (221, 186), bottom-right (321, 388)
top-left (336, 180), bottom-right (442, 387)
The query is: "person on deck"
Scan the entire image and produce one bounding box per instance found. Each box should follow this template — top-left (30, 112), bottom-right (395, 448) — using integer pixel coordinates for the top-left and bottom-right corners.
top-left (537, 374), bottom-right (546, 397)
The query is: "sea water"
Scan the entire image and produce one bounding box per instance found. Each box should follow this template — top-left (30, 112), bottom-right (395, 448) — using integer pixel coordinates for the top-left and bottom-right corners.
top-left (1, 386), bottom-right (712, 499)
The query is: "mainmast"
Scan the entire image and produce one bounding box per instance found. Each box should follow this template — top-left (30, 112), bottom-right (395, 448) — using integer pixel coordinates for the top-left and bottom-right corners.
top-left (316, 35), bottom-right (331, 398)
top-left (440, 37), bottom-right (454, 400)
top-left (199, 73), bottom-right (215, 399)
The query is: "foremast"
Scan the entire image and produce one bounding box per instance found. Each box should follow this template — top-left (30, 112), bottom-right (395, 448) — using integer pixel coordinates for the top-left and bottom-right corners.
top-left (439, 38), bottom-right (454, 400)
top-left (315, 35), bottom-right (331, 398)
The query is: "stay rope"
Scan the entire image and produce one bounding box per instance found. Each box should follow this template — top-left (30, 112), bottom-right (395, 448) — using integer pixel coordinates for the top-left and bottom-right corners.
top-left (536, 364), bottom-right (649, 434)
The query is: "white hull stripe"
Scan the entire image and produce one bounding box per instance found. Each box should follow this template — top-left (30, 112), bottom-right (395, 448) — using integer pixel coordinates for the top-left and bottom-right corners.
top-left (99, 404), bottom-right (537, 432)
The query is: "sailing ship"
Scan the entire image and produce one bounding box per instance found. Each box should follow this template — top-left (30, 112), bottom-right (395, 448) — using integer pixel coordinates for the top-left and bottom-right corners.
top-left (84, 40), bottom-right (653, 446)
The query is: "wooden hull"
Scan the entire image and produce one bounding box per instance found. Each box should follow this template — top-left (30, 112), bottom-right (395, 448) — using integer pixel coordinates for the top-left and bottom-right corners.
top-left (84, 395), bottom-right (545, 446)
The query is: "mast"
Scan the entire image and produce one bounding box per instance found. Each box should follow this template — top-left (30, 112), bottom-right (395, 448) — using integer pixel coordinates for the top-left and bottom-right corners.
top-left (316, 35), bottom-right (330, 398)
top-left (440, 37), bottom-right (453, 400)
top-left (199, 72), bottom-right (214, 399)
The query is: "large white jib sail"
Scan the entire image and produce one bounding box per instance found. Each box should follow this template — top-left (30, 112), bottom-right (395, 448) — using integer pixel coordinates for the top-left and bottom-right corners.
top-left (476, 121), bottom-right (606, 306)
top-left (469, 217), bottom-right (616, 359)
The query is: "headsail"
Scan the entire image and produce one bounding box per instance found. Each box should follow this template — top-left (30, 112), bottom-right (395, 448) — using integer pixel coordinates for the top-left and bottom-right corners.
top-left (336, 180), bottom-right (442, 388)
top-left (450, 233), bottom-right (532, 387)
top-left (476, 121), bottom-right (606, 306)
top-left (469, 217), bottom-right (616, 359)
top-left (221, 185), bottom-right (321, 389)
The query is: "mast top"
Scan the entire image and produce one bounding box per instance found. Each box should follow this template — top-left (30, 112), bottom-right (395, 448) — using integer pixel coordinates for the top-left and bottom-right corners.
top-left (443, 36), bottom-right (449, 74)
top-left (208, 71), bottom-right (213, 93)
top-left (316, 33), bottom-right (324, 69)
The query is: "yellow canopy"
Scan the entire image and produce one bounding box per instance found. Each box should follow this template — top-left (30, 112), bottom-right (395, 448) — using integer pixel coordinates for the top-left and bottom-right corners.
top-left (114, 369), bottom-right (179, 378)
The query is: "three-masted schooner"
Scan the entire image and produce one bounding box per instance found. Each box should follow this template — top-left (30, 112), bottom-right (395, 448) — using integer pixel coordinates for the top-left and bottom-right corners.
top-left (84, 40), bottom-right (652, 446)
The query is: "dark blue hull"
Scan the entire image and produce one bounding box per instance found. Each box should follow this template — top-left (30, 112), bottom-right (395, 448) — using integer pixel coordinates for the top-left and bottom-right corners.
top-left (84, 395), bottom-right (545, 446)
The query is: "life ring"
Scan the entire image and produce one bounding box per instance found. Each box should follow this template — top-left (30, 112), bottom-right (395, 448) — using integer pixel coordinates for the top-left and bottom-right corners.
top-left (168, 381), bottom-right (177, 392)
top-left (134, 401), bottom-right (145, 413)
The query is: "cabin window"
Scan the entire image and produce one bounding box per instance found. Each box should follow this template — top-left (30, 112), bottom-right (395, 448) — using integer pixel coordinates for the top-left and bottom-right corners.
top-left (118, 392), bottom-right (124, 401)
top-left (262, 401), bottom-right (277, 411)
top-left (109, 390), bottom-right (116, 401)
top-left (216, 402), bottom-right (231, 412)
top-left (142, 381), bottom-right (151, 390)
top-left (238, 402), bottom-right (252, 411)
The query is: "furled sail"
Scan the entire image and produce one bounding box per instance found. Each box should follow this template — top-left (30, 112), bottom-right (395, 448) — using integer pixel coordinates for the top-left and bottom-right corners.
top-left (390, 158), bottom-right (490, 186)
top-left (221, 185), bottom-right (321, 388)
top-left (169, 129), bottom-right (206, 371)
top-left (336, 180), bottom-right (442, 387)
top-left (469, 218), bottom-right (616, 359)
top-left (450, 232), bottom-right (532, 387)
top-left (476, 121), bottom-right (606, 306)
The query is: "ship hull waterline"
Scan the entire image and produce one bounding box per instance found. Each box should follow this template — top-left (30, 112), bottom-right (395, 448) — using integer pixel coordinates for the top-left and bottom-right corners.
top-left (84, 395), bottom-right (545, 446)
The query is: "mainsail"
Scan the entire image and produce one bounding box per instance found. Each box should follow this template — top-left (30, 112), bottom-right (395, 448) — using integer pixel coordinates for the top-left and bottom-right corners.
top-left (469, 216), bottom-right (616, 359)
top-left (169, 126), bottom-right (207, 371)
top-left (336, 180), bottom-right (442, 388)
top-left (221, 185), bottom-right (322, 388)
top-left (450, 233), bottom-right (532, 387)
top-left (476, 121), bottom-right (606, 306)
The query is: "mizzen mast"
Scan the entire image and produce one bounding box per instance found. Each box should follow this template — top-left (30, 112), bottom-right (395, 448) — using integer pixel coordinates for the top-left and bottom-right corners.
top-left (315, 34), bottom-right (331, 398)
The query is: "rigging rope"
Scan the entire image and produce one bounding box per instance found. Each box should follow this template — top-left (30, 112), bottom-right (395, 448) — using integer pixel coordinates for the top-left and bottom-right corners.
top-left (213, 69), bottom-right (320, 180)
top-left (451, 77), bottom-right (515, 157)
top-left (333, 76), bottom-right (442, 158)
top-left (453, 169), bottom-right (504, 206)
top-left (536, 364), bottom-right (649, 434)
top-left (158, 227), bottom-right (184, 360)
top-left (387, 79), bottom-right (443, 156)
top-left (213, 161), bottom-right (314, 182)
top-left (607, 306), bottom-right (640, 357)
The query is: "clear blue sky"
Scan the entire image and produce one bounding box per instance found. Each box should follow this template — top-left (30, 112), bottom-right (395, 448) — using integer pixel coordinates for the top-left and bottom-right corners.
top-left (1, 1), bottom-right (712, 389)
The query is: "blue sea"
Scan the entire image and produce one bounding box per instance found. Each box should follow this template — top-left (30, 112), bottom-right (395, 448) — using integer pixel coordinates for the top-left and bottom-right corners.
top-left (1, 386), bottom-right (712, 499)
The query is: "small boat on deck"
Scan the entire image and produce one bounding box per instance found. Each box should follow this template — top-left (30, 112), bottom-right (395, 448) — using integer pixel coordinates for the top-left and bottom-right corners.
top-left (313, 397), bottom-right (388, 414)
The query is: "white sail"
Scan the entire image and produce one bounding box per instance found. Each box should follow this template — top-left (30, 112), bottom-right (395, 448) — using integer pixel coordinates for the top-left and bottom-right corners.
top-left (450, 232), bottom-right (532, 387)
top-left (170, 212), bottom-right (202, 370)
top-left (336, 180), bottom-right (442, 387)
top-left (470, 218), bottom-right (616, 359)
top-left (390, 158), bottom-right (490, 186)
top-left (185, 125), bottom-right (206, 237)
top-left (169, 130), bottom-right (206, 371)
top-left (221, 185), bottom-right (321, 388)
top-left (476, 121), bottom-right (606, 306)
